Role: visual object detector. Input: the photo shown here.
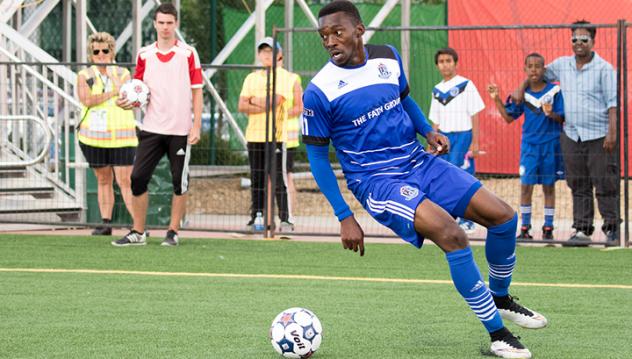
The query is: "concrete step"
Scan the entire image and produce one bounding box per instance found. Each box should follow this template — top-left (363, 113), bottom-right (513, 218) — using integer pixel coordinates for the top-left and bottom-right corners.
top-left (0, 176), bottom-right (55, 197)
top-left (0, 195), bottom-right (81, 215)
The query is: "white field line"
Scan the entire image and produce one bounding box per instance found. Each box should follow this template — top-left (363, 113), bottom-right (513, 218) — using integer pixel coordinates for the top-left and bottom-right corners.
top-left (1, 267), bottom-right (631, 290)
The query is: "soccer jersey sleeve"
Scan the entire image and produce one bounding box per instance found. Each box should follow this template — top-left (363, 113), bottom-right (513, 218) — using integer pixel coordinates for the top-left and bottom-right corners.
top-left (428, 94), bottom-right (439, 125)
top-left (188, 47), bottom-right (204, 89)
top-left (504, 96), bottom-right (524, 120)
top-left (387, 45), bottom-right (410, 99)
top-left (465, 81), bottom-right (485, 116)
top-left (301, 85), bottom-right (332, 146)
top-left (133, 52), bottom-right (145, 81)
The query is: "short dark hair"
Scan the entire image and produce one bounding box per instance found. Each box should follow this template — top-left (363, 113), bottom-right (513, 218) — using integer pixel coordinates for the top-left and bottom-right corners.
top-left (524, 52), bottom-right (545, 65)
top-left (318, 0), bottom-right (362, 25)
top-left (572, 20), bottom-right (596, 39)
top-left (154, 3), bottom-right (178, 21)
top-left (434, 47), bottom-right (459, 65)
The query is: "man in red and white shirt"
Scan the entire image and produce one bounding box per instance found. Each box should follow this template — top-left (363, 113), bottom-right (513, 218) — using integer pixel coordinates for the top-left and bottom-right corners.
top-left (114, 3), bottom-right (203, 247)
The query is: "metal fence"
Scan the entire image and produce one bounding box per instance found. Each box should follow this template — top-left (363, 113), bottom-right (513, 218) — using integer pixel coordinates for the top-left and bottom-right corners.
top-left (0, 22), bottom-right (630, 247)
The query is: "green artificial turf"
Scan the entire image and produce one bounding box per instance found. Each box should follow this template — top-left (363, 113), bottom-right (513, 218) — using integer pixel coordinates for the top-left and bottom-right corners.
top-left (0, 234), bottom-right (630, 358)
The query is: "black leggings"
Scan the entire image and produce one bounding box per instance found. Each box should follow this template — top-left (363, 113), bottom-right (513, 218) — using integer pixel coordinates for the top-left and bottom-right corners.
top-left (247, 142), bottom-right (289, 221)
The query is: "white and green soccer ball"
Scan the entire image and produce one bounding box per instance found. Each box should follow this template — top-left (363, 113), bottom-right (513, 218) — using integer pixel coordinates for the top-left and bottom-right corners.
top-left (270, 307), bottom-right (323, 358)
top-left (119, 79), bottom-right (149, 107)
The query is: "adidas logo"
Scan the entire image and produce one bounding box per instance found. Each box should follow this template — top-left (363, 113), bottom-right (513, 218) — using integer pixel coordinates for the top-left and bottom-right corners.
top-left (470, 280), bottom-right (485, 292)
top-left (337, 80), bottom-right (347, 89)
top-left (176, 148), bottom-right (186, 156)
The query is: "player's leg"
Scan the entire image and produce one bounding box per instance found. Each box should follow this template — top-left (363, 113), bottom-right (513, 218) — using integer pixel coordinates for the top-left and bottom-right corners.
top-left (92, 165), bottom-right (114, 235)
top-left (518, 184), bottom-right (534, 240)
top-left (163, 135), bottom-right (191, 246)
top-left (113, 132), bottom-right (165, 246)
top-left (464, 188), bottom-right (548, 329)
top-left (542, 185), bottom-right (555, 240)
top-left (414, 199), bottom-right (532, 359)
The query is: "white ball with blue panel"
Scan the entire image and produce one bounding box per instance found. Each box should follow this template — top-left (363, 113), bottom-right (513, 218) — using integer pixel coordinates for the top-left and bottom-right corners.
top-left (270, 307), bottom-right (323, 358)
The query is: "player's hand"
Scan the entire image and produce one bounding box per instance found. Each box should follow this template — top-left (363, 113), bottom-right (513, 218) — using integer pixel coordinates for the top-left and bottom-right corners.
top-left (426, 131), bottom-right (450, 155)
top-left (340, 215), bottom-right (365, 256)
top-left (604, 129), bottom-right (617, 152)
top-left (487, 84), bottom-right (499, 99)
top-left (116, 97), bottom-right (134, 110)
top-left (188, 125), bottom-right (201, 145)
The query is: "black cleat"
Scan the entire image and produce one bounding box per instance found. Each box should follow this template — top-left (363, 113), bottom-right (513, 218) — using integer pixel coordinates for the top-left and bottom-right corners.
top-left (490, 327), bottom-right (532, 358)
top-left (516, 225), bottom-right (533, 240)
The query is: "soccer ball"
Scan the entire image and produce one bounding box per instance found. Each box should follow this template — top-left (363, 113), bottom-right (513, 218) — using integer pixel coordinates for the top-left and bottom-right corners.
top-left (119, 79), bottom-right (149, 107)
top-left (270, 307), bottom-right (323, 358)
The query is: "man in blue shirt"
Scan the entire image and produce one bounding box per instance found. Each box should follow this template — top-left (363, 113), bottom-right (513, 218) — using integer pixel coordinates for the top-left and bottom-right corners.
top-left (488, 53), bottom-right (565, 242)
top-left (513, 21), bottom-right (619, 247)
top-left (303, 2), bottom-right (547, 358)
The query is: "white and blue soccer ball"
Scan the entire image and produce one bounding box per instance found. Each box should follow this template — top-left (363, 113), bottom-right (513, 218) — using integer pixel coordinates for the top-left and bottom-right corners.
top-left (270, 307), bottom-right (323, 358)
top-left (119, 79), bottom-right (149, 107)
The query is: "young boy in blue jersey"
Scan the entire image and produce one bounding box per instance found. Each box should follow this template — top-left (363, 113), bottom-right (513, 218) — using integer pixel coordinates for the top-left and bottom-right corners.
top-left (429, 47), bottom-right (485, 234)
top-left (488, 53), bottom-right (564, 241)
top-left (302, 2), bottom-right (547, 358)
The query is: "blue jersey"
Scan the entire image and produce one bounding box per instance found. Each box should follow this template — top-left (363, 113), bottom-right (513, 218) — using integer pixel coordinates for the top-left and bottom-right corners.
top-left (505, 82), bottom-right (564, 144)
top-left (301, 45), bottom-right (421, 185)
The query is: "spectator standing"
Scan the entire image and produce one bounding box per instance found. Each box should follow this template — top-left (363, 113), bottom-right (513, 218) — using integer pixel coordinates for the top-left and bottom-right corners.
top-left (429, 47), bottom-right (485, 234)
top-left (77, 32), bottom-right (137, 236)
top-left (513, 20), bottom-right (619, 247)
top-left (113, 3), bottom-right (203, 246)
top-left (488, 53), bottom-right (565, 241)
top-left (238, 37), bottom-right (295, 231)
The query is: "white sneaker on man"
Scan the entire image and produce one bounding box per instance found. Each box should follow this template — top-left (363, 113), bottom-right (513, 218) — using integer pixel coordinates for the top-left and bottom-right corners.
top-left (112, 230), bottom-right (146, 246)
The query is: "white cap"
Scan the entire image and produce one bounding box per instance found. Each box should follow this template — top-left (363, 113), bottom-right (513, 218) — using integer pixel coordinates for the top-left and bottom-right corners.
top-left (256, 37), bottom-right (282, 52)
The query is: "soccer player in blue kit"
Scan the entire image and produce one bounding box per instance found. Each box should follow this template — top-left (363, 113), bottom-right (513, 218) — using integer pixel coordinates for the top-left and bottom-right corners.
top-left (303, 2), bottom-right (547, 358)
top-left (488, 53), bottom-right (565, 242)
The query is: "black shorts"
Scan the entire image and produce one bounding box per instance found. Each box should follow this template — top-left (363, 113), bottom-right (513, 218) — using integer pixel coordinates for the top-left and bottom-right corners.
top-left (130, 130), bottom-right (191, 196)
top-left (79, 143), bottom-right (135, 168)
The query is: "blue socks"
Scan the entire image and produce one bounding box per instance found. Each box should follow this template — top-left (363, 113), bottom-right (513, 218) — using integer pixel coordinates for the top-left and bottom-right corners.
top-left (520, 205), bottom-right (531, 227)
top-left (485, 213), bottom-right (518, 297)
top-left (446, 247), bottom-right (504, 333)
top-left (544, 207), bottom-right (555, 227)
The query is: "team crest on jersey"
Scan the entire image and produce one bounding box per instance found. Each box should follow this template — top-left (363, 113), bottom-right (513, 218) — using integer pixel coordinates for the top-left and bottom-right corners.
top-left (400, 185), bottom-right (419, 201)
top-left (449, 86), bottom-right (461, 97)
top-left (377, 63), bottom-right (392, 79)
top-left (540, 94), bottom-right (553, 106)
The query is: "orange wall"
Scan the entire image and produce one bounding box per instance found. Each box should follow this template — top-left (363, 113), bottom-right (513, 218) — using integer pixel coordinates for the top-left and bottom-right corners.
top-left (447, 0), bottom-right (632, 174)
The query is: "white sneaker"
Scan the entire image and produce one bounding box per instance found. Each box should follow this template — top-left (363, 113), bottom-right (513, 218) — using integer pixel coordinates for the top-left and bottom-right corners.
top-left (112, 230), bottom-right (146, 246)
top-left (490, 327), bottom-right (532, 359)
top-left (494, 295), bottom-right (548, 329)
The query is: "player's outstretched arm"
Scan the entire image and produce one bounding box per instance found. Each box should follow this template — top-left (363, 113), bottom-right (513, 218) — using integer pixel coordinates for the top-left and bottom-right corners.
top-left (487, 84), bottom-right (514, 124)
top-left (306, 144), bottom-right (364, 256)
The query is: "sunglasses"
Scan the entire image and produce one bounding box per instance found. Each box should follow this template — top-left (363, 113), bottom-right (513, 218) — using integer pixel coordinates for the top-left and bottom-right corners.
top-left (571, 35), bottom-right (591, 44)
top-left (92, 48), bottom-right (110, 55)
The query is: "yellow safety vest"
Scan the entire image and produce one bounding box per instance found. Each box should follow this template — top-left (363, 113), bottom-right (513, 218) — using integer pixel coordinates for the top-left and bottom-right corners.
top-left (77, 66), bottom-right (138, 148)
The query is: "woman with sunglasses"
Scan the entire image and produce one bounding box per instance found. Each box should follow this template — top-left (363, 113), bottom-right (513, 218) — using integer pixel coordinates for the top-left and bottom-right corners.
top-left (77, 32), bottom-right (138, 236)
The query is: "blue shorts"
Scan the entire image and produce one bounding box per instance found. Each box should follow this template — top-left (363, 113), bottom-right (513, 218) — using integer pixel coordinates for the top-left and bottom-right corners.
top-left (351, 151), bottom-right (481, 248)
top-left (438, 130), bottom-right (475, 175)
top-left (520, 140), bottom-right (565, 186)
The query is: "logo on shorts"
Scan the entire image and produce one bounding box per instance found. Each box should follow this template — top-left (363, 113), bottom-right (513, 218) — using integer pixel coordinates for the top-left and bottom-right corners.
top-left (377, 63), bottom-right (391, 79)
top-left (176, 148), bottom-right (186, 156)
top-left (303, 108), bottom-right (314, 117)
top-left (400, 185), bottom-right (419, 201)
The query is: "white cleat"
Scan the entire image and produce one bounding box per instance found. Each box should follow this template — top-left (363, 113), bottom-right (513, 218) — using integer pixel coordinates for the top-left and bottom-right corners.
top-left (494, 295), bottom-right (548, 329)
top-left (490, 328), bottom-right (532, 359)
